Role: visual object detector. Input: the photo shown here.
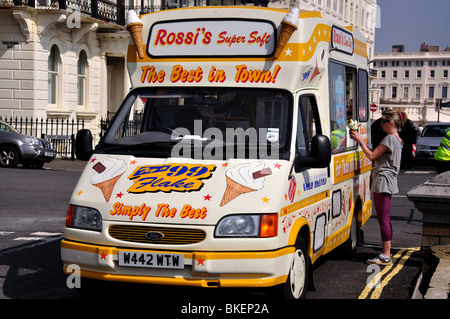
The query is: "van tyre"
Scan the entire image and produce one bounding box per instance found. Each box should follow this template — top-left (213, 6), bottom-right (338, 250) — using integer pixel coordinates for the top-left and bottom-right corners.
top-left (278, 237), bottom-right (310, 300)
top-left (340, 214), bottom-right (358, 258)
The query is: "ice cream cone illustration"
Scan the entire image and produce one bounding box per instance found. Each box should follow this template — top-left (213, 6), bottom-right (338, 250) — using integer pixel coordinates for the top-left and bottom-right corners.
top-left (126, 10), bottom-right (144, 59)
top-left (309, 61), bottom-right (320, 83)
top-left (91, 156), bottom-right (127, 202)
top-left (93, 173), bottom-right (124, 202)
top-left (220, 176), bottom-right (257, 207)
top-left (220, 162), bottom-right (272, 207)
top-left (274, 7), bottom-right (299, 59)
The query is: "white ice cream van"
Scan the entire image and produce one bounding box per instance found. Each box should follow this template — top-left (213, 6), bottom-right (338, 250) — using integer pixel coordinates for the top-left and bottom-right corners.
top-left (61, 6), bottom-right (373, 299)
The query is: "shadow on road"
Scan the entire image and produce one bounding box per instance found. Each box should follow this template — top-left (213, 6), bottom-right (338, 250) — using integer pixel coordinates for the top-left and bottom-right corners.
top-left (0, 238), bottom-right (78, 299)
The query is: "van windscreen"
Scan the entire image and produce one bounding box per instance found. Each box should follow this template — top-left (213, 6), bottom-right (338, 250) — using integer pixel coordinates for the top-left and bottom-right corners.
top-left (101, 88), bottom-right (292, 160)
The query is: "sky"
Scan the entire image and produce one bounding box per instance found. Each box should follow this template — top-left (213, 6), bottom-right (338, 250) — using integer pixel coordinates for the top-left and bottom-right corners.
top-left (375, 0), bottom-right (450, 53)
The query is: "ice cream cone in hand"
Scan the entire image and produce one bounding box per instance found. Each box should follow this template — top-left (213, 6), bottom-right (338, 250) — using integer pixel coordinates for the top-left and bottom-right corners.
top-left (274, 7), bottom-right (299, 59)
top-left (126, 10), bottom-right (144, 59)
top-left (348, 119), bottom-right (361, 131)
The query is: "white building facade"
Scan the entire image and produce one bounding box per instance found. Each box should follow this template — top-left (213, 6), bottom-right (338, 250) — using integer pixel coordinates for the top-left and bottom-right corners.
top-left (372, 46), bottom-right (450, 125)
top-left (0, 0), bottom-right (377, 144)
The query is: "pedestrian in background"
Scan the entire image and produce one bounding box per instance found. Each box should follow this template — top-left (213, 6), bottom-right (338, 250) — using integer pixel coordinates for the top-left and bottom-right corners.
top-left (349, 109), bottom-right (408, 265)
top-left (434, 130), bottom-right (450, 174)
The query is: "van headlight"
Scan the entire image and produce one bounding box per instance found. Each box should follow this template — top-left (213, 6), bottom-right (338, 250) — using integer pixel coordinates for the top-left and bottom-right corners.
top-left (215, 214), bottom-right (277, 238)
top-left (66, 205), bottom-right (102, 231)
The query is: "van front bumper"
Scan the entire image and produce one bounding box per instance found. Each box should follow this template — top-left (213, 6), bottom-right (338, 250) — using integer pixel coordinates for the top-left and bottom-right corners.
top-left (61, 239), bottom-right (294, 288)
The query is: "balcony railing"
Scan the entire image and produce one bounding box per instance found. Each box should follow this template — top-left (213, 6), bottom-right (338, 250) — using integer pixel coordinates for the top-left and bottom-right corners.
top-left (1, 0), bottom-right (126, 25)
top-left (379, 97), bottom-right (449, 106)
top-left (1, 0), bottom-right (267, 25)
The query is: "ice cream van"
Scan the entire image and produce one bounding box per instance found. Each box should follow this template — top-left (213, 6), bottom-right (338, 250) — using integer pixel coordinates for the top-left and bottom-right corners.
top-left (61, 6), bottom-right (373, 299)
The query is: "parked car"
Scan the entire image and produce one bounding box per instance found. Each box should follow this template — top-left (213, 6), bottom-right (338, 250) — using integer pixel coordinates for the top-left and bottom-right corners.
top-left (416, 122), bottom-right (450, 159)
top-left (0, 120), bottom-right (56, 168)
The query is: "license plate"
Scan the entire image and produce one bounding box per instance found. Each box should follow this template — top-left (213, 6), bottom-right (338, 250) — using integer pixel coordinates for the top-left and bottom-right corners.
top-left (118, 251), bottom-right (184, 269)
top-left (44, 151), bottom-right (54, 157)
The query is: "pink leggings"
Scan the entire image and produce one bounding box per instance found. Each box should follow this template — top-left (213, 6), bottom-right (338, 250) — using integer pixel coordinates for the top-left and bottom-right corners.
top-left (373, 192), bottom-right (393, 242)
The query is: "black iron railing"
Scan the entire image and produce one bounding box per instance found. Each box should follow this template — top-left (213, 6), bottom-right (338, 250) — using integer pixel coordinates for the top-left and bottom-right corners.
top-left (2, 0), bottom-right (126, 25)
top-left (1, 0), bottom-right (268, 26)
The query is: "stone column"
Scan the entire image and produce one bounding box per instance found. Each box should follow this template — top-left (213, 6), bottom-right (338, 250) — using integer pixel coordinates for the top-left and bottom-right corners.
top-left (407, 172), bottom-right (450, 255)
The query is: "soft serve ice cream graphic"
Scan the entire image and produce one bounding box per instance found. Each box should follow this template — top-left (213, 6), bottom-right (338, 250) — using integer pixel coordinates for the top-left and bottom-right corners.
top-left (91, 156), bottom-right (128, 202)
top-left (220, 162), bottom-right (272, 206)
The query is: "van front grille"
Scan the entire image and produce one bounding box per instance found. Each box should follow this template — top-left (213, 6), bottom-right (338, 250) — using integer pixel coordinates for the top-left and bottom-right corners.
top-left (108, 225), bottom-right (206, 245)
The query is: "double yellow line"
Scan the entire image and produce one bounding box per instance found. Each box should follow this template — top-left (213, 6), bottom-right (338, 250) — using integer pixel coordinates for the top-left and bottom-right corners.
top-left (358, 247), bottom-right (420, 299)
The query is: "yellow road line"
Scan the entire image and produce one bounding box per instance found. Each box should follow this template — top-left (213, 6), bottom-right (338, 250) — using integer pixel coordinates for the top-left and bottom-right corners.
top-left (358, 247), bottom-right (420, 299)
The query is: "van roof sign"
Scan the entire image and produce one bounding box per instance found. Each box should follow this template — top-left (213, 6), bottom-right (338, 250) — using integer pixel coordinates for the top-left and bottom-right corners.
top-left (331, 26), bottom-right (354, 55)
top-left (148, 19), bottom-right (277, 58)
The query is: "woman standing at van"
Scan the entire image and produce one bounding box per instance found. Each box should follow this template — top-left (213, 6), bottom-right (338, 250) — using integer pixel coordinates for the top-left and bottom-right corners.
top-left (349, 110), bottom-right (408, 265)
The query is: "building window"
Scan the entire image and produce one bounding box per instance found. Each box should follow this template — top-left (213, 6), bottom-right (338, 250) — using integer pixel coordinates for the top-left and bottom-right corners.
top-left (443, 70), bottom-right (448, 78)
top-left (415, 87), bottom-right (421, 99)
top-left (430, 70), bottom-right (435, 78)
top-left (77, 50), bottom-right (88, 106)
top-left (442, 86), bottom-right (448, 99)
top-left (404, 70), bottom-right (409, 78)
top-left (381, 70), bottom-right (385, 78)
top-left (429, 86), bottom-right (435, 99)
top-left (404, 86), bottom-right (409, 99)
top-left (380, 86), bottom-right (385, 98)
top-left (417, 70), bottom-right (422, 78)
top-left (48, 45), bottom-right (60, 105)
top-left (392, 86), bottom-right (397, 99)
top-left (393, 70), bottom-right (397, 79)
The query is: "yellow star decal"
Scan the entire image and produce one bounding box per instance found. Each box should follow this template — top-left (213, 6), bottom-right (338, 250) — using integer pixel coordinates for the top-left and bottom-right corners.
top-left (262, 196), bottom-right (270, 204)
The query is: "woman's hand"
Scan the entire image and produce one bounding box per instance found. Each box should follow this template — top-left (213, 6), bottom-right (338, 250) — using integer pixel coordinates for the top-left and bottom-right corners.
top-left (349, 129), bottom-right (363, 145)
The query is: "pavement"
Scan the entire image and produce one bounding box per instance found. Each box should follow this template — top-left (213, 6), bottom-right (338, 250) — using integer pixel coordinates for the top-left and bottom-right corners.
top-left (44, 159), bottom-right (450, 299)
top-left (45, 158), bottom-right (87, 172)
top-left (420, 245), bottom-right (450, 299)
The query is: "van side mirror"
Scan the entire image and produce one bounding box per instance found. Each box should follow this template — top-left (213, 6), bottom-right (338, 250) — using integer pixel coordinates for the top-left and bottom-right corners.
top-left (296, 134), bottom-right (331, 170)
top-left (75, 129), bottom-right (93, 161)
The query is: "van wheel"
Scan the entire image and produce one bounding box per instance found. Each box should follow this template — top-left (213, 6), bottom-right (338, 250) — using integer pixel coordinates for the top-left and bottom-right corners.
top-left (340, 214), bottom-right (358, 258)
top-left (278, 237), bottom-right (309, 300)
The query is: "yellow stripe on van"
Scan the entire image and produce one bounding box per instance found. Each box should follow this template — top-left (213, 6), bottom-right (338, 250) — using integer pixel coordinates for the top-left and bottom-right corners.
top-left (280, 191), bottom-right (330, 217)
